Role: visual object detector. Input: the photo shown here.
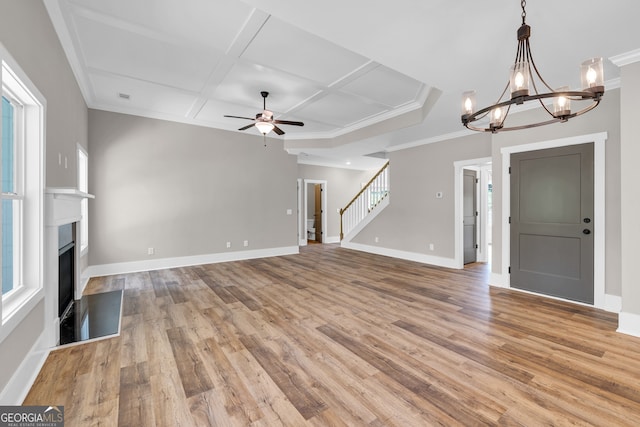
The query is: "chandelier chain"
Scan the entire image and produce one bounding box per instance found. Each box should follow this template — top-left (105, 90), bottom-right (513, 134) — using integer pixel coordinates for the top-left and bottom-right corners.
top-left (521, 0), bottom-right (527, 24)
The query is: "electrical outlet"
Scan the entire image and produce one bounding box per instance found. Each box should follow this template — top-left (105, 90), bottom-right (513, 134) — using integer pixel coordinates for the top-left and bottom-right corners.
top-left (148, 247), bottom-right (154, 255)
top-left (375, 237), bottom-right (379, 243)
top-left (286, 209), bottom-right (292, 215)
top-left (243, 240), bottom-right (249, 247)
top-left (226, 242), bottom-right (231, 248)
top-left (429, 243), bottom-right (434, 251)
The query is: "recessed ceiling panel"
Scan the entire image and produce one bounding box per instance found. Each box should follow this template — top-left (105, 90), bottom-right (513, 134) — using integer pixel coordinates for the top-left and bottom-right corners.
top-left (340, 65), bottom-right (424, 108)
top-left (294, 93), bottom-right (389, 127)
top-left (90, 73), bottom-right (199, 117)
top-left (74, 14), bottom-right (221, 92)
top-left (212, 62), bottom-right (320, 113)
top-left (69, 0), bottom-right (253, 52)
top-left (241, 16), bottom-right (369, 86)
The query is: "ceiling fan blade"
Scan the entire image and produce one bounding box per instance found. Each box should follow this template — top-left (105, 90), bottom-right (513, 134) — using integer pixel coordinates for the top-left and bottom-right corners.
top-left (238, 123), bottom-right (255, 131)
top-left (274, 120), bottom-right (304, 126)
top-left (272, 125), bottom-right (285, 135)
top-left (224, 115), bottom-right (255, 120)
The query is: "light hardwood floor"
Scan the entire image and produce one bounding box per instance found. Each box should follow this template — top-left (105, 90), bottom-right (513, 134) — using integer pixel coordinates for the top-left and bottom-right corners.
top-left (25, 244), bottom-right (640, 426)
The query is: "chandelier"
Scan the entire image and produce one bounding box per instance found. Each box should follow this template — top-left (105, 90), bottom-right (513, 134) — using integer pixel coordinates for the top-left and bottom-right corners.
top-left (461, 0), bottom-right (605, 133)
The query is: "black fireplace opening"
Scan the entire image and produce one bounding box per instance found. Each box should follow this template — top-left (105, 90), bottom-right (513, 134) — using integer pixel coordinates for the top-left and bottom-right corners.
top-left (58, 224), bottom-right (75, 319)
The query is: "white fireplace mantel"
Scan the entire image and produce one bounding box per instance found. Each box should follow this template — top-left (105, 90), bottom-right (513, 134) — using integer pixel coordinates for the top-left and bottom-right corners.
top-left (44, 187), bottom-right (94, 347)
top-left (45, 187), bottom-right (94, 226)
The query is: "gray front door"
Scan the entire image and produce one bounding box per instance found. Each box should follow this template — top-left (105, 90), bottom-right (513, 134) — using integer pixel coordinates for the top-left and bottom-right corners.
top-left (463, 169), bottom-right (478, 264)
top-left (510, 143), bottom-right (594, 304)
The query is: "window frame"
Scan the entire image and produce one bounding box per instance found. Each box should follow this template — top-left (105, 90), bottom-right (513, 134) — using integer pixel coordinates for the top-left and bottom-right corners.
top-left (0, 43), bottom-right (45, 343)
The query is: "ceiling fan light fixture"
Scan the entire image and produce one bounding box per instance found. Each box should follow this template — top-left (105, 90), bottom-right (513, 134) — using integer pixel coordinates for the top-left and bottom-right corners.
top-left (461, 0), bottom-right (604, 133)
top-left (255, 121), bottom-right (275, 135)
top-left (224, 91), bottom-right (304, 137)
top-left (262, 110), bottom-right (273, 120)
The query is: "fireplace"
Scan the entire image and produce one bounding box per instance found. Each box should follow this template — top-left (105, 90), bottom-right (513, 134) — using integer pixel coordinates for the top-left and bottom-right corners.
top-left (58, 223), bottom-right (75, 319)
top-left (44, 188), bottom-right (94, 347)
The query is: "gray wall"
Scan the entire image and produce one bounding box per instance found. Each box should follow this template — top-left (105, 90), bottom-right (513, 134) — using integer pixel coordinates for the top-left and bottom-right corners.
top-left (620, 63), bottom-right (640, 314)
top-left (352, 133), bottom-right (491, 256)
top-left (0, 0), bottom-right (87, 393)
top-left (298, 164), bottom-right (377, 241)
top-left (88, 110), bottom-right (299, 266)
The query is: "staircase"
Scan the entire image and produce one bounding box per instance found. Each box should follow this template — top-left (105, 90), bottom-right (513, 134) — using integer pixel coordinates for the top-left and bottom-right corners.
top-left (340, 161), bottom-right (390, 242)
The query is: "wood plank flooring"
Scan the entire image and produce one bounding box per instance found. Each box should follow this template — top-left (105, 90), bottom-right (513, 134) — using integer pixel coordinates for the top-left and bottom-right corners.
top-left (24, 244), bottom-right (640, 426)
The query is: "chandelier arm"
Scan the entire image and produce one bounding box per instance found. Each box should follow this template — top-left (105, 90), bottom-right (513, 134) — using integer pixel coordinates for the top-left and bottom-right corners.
top-left (568, 98), bottom-right (601, 118)
top-left (495, 81), bottom-right (510, 105)
top-left (526, 40), bottom-right (556, 93)
top-left (515, 39), bottom-right (524, 65)
top-left (500, 103), bottom-right (513, 128)
top-left (537, 97), bottom-right (556, 118)
top-left (483, 117), bottom-right (562, 132)
top-left (462, 91), bottom-right (601, 129)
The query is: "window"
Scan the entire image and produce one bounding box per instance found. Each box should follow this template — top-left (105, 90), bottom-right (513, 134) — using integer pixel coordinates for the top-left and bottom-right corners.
top-left (78, 146), bottom-right (88, 252)
top-left (2, 93), bottom-right (23, 296)
top-left (0, 44), bottom-right (45, 340)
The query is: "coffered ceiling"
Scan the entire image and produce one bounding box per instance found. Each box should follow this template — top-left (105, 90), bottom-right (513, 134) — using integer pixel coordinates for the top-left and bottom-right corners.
top-left (45, 0), bottom-right (640, 169)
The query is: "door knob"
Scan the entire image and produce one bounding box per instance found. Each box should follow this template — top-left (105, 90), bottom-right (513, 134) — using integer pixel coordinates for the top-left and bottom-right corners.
top-left (583, 229), bottom-right (591, 235)
top-left (583, 218), bottom-right (591, 223)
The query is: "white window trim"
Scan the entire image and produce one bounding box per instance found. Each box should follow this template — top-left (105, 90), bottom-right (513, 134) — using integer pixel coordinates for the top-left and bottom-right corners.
top-left (0, 42), bottom-right (46, 344)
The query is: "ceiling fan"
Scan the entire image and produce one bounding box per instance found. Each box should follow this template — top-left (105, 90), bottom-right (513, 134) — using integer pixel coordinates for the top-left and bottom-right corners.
top-left (224, 91), bottom-right (304, 136)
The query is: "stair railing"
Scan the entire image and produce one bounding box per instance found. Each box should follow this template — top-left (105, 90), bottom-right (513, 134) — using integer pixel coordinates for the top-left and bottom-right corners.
top-left (339, 161), bottom-right (389, 240)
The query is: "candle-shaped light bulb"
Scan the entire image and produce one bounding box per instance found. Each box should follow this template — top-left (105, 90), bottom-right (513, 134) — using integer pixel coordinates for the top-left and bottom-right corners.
top-left (586, 67), bottom-right (597, 87)
top-left (460, 91), bottom-right (476, 119)
top-left (489, 106), bottom-right (504, 130)
top-left (558, 96), bottom-right (567, 108)
top-left (510, 62), bottom-right (529, 99)
top-left (553, 86), bottom-right (571, 118)
top-left (515, 71), bottom-right (525, 89)
top-left (581, 58), bottom-right (604, 94)
top-left (464, 97), bottom-right (473, 115)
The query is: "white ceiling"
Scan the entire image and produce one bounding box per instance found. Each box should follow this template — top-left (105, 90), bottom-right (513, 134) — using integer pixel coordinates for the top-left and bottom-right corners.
top-left (45, 0), bottom-right (640, 170)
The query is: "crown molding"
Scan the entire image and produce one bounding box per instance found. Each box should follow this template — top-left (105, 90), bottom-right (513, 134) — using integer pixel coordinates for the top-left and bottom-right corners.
top-left (610, 49), bottom-right (640, 67)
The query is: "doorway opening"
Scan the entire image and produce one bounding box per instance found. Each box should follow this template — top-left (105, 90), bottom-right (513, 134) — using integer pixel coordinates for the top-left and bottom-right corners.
top-left (455, 158), bottom-right (492, 269)
top-left (300, 179), bottom-right (327, 245)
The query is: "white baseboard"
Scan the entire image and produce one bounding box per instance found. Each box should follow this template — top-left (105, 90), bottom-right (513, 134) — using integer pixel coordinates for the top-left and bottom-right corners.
top-left (617, 311), bottom-right (640, 338)
top-left (604, 294), bottom-right (622, 313)
top-left (0, 330), bottom-right (50, 405)
top-left (486, 274), bottom-right (621, 314)
top-left (340, 241), bottom-right (458, 269)
top-left (325, 236), bottom-right (340, 244)
top-left (489, 273), bottom-right (507, 288)
top-left (87, 246), bottom-right (299, 278)
top-left (78, 273), bottom-right (90, 298)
